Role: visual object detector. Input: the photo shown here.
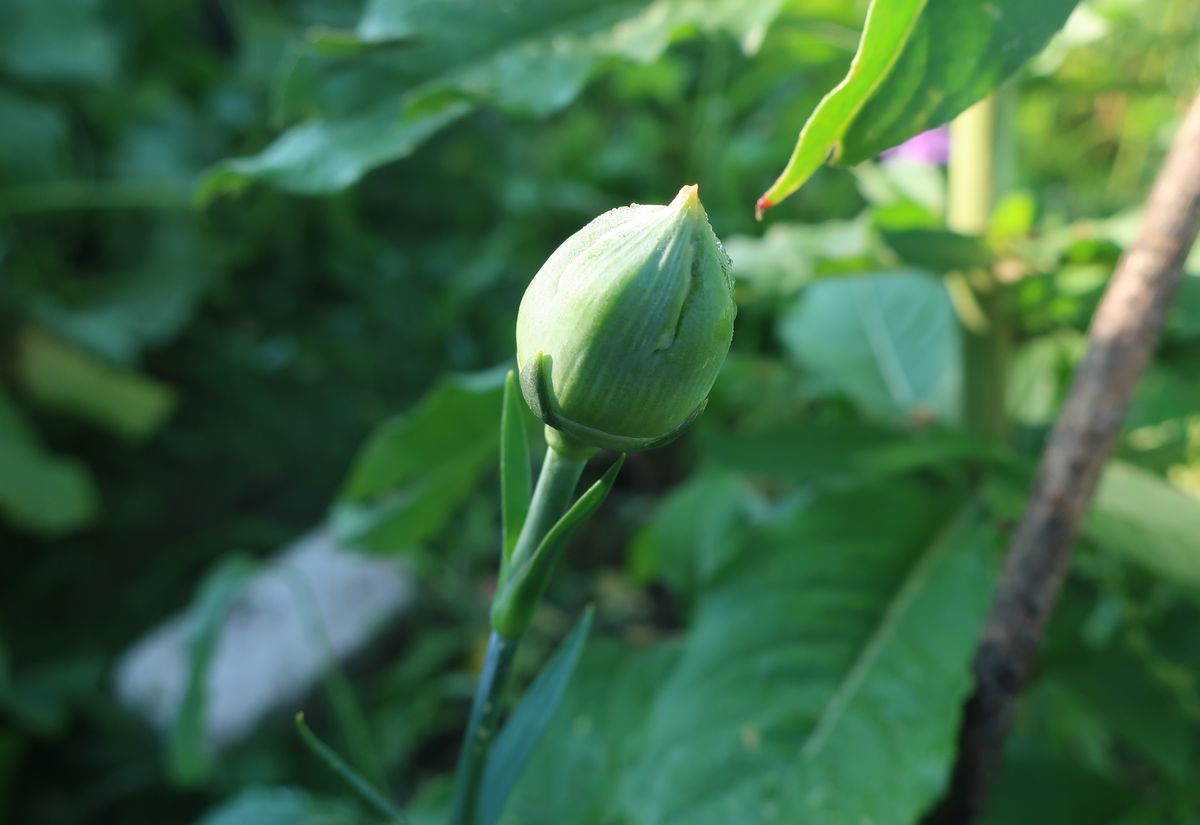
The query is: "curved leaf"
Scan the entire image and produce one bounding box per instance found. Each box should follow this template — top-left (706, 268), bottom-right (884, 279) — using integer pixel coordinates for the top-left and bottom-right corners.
top-left (203, 0), bottom-right (784, 197)
top-left (758, 0), bottom-right (1080, 213)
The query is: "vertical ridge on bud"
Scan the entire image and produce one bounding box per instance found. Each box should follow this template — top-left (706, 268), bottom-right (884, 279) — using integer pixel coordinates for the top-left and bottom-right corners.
top-left (515, 185), bottom-right (735, 453)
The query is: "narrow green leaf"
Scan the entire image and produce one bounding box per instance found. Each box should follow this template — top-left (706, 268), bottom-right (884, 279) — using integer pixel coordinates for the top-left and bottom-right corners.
top-left (757, 0), bottom-right (926, 215)
top-left (501, 371), bottom-right (532, 562)
top-left (759, 0), bottom-right (1080, 214)
top-left (169, 555), bottom-right (259, 785)
top-left (295, 713), bottom-right (405, 822)
top-left (492, 456), bottom-right (624, 638)
top-left (478, 608), bottom-right (595, 825)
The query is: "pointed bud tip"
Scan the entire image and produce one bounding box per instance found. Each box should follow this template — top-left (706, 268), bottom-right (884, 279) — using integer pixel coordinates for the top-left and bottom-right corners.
top-left (670, 184), bottom-right (702, 213)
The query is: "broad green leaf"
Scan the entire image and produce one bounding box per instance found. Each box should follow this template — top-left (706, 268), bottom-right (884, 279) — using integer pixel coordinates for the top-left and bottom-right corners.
top-left (499, 642), bottom-right (683, 825)
top-left (758, 0), bottom-right (1079, 213)
top-left (0, 389), bottom-right (97, 536)
top-left (332, 368), bottom-right (506, 553)
top-left (777, 269), bottom-right (962, 424)
top-left (880, 228), bottom-right (996, 272)
top-left (479, 608), bottom-right (595, 825)
top-left (195, 787), bottom-right (370, 825)
top-left (500, 371), bottom-right (532, 561)
top-left (1087, 461), bottom-right (1200, 592)
top-left (203, 0), bottom-right (784, 196)
top-left (15, 328), bottom-right (176, 441)
top-left (700, 419), bottom-right (1003, 485)
top-left (507, 484), bottom-right (999, 825)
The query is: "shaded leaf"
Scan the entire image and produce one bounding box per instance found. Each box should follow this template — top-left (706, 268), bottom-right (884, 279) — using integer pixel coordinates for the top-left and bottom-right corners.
top-left (701, 419), bottom-right (1003, 485)
top-left (0, 389), bottom-right (97, 536)
top-left (195, 787), bottom-right (371, 825)
top-left (880, 227), bottom-right (996, 272)
top-left (777, 269), bottom-right (962, 424)
top-left (0, 0), bottom-right (118, 85)
top-left (332, 368), bottom-right (506, 553)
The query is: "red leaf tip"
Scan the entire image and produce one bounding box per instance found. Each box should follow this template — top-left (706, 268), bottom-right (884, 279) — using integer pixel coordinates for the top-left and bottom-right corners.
top-left (755, 196), bottom-right (774, 222)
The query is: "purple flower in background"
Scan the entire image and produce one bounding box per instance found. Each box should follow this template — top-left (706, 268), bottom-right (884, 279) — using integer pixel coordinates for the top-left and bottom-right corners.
top-left (880, 125), bottom-right (951, 166)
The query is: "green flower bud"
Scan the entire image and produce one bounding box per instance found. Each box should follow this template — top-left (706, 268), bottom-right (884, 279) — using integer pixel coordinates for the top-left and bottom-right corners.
top-left (516, 185), bottom-right (735, 453)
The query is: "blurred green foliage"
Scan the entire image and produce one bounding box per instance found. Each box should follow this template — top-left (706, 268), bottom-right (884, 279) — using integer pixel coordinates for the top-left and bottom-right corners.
top-left (1, 0), bottom-right (1199, 823)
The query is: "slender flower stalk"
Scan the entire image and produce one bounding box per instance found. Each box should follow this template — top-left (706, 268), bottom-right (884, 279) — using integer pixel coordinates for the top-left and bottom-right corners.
top-left (448, 447), bottom-right (586, 825)
top-left (449, 185), bottom-right (734, 824)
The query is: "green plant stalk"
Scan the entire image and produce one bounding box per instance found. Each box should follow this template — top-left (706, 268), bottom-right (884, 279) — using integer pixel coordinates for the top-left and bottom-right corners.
top-left (449, 444), bottom-right (587, 825)
top-left (949, 92), bottom-right (1012, 443)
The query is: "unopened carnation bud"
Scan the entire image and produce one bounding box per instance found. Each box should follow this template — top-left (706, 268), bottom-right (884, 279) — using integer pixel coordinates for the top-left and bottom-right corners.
top-left (516, 185), bottom-right (735, 453)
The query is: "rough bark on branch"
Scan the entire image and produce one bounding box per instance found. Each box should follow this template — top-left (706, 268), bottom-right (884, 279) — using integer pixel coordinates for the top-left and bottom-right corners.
top-left (929, 89), bottom-right (1200, 824)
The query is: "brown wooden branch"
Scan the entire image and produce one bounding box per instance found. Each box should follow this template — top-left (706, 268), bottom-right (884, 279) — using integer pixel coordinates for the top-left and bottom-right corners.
top-left (928, 88), bottom-right (1200, 824)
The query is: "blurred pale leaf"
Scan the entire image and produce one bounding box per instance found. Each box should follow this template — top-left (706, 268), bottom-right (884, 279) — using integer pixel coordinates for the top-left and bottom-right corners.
top-left (203, 0), bottom-right (784, 196)
top-left (332, 368), bottom-right (505, 553)
top-left (195, 787), bottom-right (369, 825)
top-left (722, 218), bottom-right (874, 302)
top-left (0, 91), bottom-right (69, 183)
top-left (777, 269), bottom-right (962, 424)
top-left (0, 389), bottom-right (97, 536)
top-left (759, 0), bottom-right (1079, 211)
top-left (15, 328), bottom-right (176, 441)
top-left (0, 0), bottom-right (118, 85)
top-left (506, 485), bottom-right (999, 824)
top-left (1087, 461), bottom-right (1200, 592)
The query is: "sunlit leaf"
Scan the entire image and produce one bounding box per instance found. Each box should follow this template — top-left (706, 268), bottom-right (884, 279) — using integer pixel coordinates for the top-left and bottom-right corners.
top-left (203, 0), bottom-right (785, 196)
top-left (758, 0), bottom-right (1079, 213)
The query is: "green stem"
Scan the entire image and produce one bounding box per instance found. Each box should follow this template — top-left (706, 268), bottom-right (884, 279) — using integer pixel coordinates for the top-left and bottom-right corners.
top-left (949, 93), bottom-right (1012, 443)
top-left (449, 445), bottom-right (587, 825)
